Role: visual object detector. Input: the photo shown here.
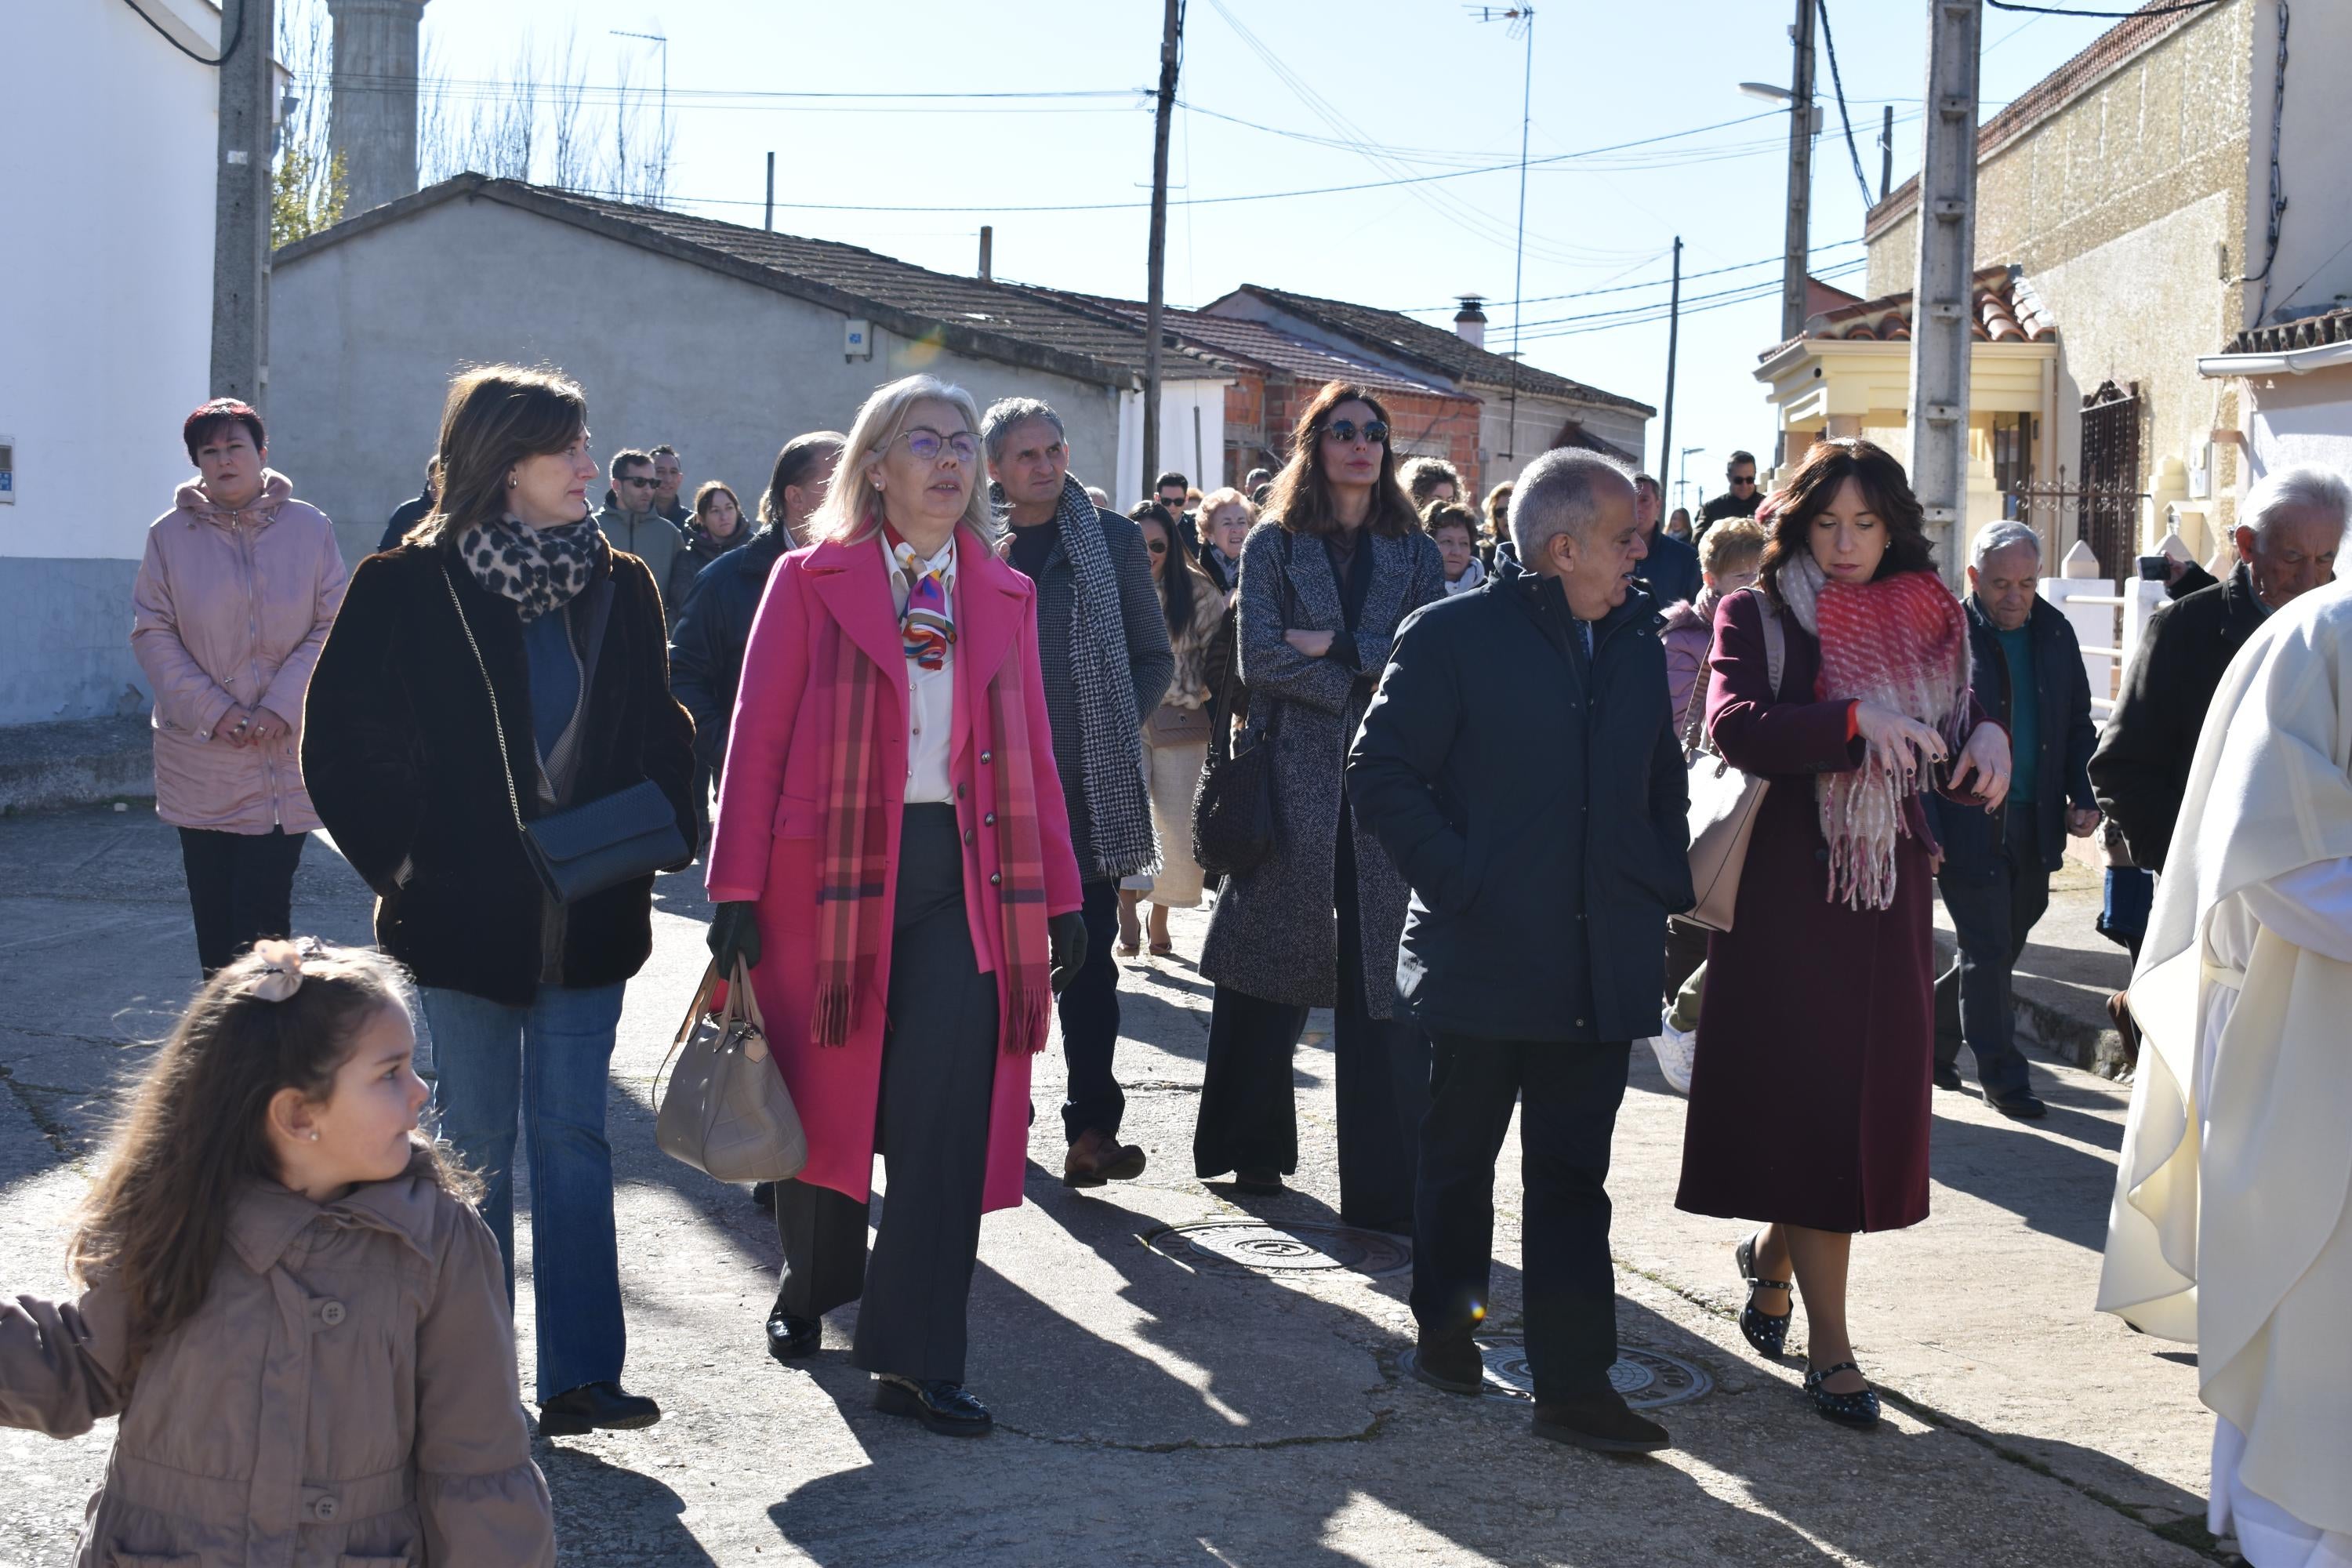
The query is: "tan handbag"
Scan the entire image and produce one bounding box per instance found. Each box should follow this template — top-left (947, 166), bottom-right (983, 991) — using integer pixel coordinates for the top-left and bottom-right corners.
top-left (655, 959), bottom-right (808, 1183)
top-left (1680, 590), bottom-right (1787, 933)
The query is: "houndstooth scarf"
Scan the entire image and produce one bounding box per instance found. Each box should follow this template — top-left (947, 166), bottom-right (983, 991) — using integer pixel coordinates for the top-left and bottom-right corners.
top-left (1000, 476), bottom-right (1157, 879)
top-left (457, 512), bottom-right (607, 623)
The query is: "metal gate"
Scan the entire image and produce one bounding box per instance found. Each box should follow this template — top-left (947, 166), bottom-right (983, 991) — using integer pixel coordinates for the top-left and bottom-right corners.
top-left (2077, 380), bottom-right (2142, 579)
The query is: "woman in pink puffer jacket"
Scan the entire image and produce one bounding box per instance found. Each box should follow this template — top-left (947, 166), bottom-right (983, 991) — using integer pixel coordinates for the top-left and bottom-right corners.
top-left (130, 400), bottom-right (347, 976)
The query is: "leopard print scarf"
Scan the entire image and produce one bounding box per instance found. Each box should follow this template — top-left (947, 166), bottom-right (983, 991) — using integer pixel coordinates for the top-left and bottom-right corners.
top-left (456, 512), bottom-right (608, 622)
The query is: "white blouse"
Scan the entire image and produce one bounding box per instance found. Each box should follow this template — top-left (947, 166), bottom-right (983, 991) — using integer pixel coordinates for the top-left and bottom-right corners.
top-left (884, 533), bottom-right (956, 804)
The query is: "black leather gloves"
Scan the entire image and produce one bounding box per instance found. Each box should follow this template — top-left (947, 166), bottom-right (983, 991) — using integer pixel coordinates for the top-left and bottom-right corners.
top-left (1047, 910), bottom-right (1088, 995)
top-left (708, 900), bottom-right (763, 971)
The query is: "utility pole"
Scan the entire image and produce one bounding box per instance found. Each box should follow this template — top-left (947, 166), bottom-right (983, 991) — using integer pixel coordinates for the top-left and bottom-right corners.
top-left (212, 0), bottom-right (274, 405)
top-left (765, 151), bottom-right (775, 231)
top-left (1679, 445), bottom-right (1704, 514)
top-left (1142, 0), bottom-right (1182, 493)
top-left (1779, 0), bottom-right (1817, 342)
top-left (1878, 103), bottom-right (1895, 204)
top-left (1472, 7), bottom-right (1537, 463)
top-left (1659, 237), bottom-right (1682, 488)
top-left (1907, 0), bottom-right (1984, 582)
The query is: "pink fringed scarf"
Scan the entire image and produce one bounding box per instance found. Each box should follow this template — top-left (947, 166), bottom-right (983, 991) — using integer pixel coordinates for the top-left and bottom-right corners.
top-left (1777, 555), bottom-right (1973, 910)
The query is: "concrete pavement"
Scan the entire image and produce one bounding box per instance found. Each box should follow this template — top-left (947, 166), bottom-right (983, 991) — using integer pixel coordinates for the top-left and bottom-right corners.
top-left (0, 805), bottom-right (2229, 1566)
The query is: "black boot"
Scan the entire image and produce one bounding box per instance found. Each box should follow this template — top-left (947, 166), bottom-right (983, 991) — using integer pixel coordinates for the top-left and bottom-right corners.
top-left (538, 1381), bottom-right (662, 1436)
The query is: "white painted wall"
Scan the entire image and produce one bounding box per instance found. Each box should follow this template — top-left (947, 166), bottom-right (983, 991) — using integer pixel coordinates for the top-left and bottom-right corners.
top-left (2241, 367), bottom-right (2352, 482)
top-left (2241, 0), bottom-right (2352, 328)
top-left (1115, 381), bottom-right (1231, 507)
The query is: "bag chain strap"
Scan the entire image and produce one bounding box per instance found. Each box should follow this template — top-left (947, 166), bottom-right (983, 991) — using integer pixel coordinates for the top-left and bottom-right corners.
top-left (439, 565), bottom-right (529, 837)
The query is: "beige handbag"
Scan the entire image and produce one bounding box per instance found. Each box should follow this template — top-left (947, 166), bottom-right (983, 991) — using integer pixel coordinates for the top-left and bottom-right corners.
top-left (655, 959), bottom-right (808, 1183)
top-left (1680, 590), bottom-right (1787, 933)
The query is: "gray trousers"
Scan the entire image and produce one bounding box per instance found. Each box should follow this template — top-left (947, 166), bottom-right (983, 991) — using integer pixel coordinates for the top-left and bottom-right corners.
top-left (771, 805), bottom-right (1000, 1384)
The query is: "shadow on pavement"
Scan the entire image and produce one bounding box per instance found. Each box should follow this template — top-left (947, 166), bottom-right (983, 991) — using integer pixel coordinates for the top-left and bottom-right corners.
top-left (538, 1444), bottom-right (720, 1566)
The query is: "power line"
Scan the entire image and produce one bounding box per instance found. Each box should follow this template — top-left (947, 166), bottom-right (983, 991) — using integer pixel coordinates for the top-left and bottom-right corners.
top-left (122, 0), bottom-right (246, 65)
top-left (1984, 0), bottom-right (2218, 14)
top-left (1815, 0), bottom-right (1877, 210)
top-left (1512, 256), bottom-right (1870, 343)
top-left (1389, 239), bottom-right (1867, 316)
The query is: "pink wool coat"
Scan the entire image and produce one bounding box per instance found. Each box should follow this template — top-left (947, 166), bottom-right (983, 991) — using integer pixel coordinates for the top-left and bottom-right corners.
top-left (130, 472), bottom-right (347, 833)
top-left (0, 1158), bottom-right (555, 1566)
top-left (706, 534), bottom-right (1083, 1214)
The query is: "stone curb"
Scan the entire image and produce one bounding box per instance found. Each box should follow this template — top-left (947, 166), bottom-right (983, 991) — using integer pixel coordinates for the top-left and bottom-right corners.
top-left (0, 717), bottom-right (152, 815)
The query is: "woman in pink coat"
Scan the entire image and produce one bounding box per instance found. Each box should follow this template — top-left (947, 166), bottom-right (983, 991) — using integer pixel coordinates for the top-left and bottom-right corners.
top-left (704, 373), bottom-right (1085, 1438)
top-left (131, 399), bottom-right (346, 977)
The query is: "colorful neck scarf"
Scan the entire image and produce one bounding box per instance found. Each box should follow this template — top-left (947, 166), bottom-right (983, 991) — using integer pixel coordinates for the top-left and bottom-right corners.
top-left (884, 524), bottom-right (956, 670)
top-left (457, 512), bottom-right (607, 623)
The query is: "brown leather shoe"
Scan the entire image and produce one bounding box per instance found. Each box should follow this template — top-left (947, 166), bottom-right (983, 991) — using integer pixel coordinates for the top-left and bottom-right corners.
top-left (1063, 1128), bottom-right (1148, 1188)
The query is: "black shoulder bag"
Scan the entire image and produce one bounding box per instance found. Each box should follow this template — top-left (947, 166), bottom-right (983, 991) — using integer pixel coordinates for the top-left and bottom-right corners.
top-left (1192, 532), bottom-right (1297, 878)
top-left (441, 564), bottom-right (688, 904)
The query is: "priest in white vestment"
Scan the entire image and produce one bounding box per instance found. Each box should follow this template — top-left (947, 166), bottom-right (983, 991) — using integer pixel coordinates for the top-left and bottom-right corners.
top-left (2099, 576), bottom-right (2352, 1568)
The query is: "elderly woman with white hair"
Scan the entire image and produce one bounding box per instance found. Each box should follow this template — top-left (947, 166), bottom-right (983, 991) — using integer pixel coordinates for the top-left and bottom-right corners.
top-left (702, 373), bottom-right (1087, 1437)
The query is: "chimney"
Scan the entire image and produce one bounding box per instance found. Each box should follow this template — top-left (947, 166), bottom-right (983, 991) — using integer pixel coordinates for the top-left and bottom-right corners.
top-left (1454, 294), bottom-right (1488, 350)
top-left (978, 226), bottom-right (993, 283)
top-left (327, 0), bottom-right (430, 215)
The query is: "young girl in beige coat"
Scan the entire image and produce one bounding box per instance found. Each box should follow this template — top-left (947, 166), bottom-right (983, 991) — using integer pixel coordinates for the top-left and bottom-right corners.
top-left (0, 941), bottom-right (555, 1567)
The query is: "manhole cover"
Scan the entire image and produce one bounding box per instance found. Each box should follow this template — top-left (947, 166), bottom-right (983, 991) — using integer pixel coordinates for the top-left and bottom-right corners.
top-left (1146, 1220), bottom-right (1412, 1276)
top-left (1403, 1340), bottom-right (1713, 1410)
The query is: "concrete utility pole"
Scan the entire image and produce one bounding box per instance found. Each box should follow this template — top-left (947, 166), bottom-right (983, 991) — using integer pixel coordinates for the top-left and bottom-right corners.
top-left (1779, 0), bottom-right (1818, 343)
top-left (1142, 0), bottom-right (1182, 493)
top-left (765, 151), bottom-right (775, 231)
top-left (1907, 0), bottom-right (1984, 580)
top-left (212, 0), bottom-right (275, 405)
top-left (1659, 237), bottom-right (1682, 485)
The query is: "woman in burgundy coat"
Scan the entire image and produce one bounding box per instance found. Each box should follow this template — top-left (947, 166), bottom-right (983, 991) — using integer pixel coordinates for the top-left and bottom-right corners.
top-left (1676, 439), bottom-right (2010, 1428)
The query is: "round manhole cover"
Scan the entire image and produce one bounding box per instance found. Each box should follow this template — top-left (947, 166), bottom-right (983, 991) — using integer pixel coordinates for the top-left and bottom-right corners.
top-left (1147, 1220), bottom-right (1412, 1277)
top-left (1403, 1340), bottom-right (1713, 1410)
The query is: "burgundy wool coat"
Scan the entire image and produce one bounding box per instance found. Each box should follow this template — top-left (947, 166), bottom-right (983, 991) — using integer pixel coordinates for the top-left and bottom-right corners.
top-left (1675, 586), bottom-right (1978, 1234)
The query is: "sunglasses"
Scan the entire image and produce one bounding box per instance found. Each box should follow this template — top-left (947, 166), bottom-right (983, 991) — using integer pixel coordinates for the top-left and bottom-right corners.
top-left (1322, 419), bottom-right (1389, 446)
top-left (1145, 539), bottom-right (1169, 554)
top-left (618, 475), bottom-right (658, 488)
top-left (894, 428), bottom-right (979, 463)
top-left (1730, 474), bottom-right (1758, 487)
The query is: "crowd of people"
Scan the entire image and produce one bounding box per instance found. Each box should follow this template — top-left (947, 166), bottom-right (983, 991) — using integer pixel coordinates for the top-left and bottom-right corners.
top-left (2, 366), bottom-right (2346, 1566)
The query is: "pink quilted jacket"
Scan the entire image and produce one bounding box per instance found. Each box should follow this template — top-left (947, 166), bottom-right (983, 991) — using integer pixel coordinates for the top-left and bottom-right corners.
top-left (129, 472), bottom-right (347, 833)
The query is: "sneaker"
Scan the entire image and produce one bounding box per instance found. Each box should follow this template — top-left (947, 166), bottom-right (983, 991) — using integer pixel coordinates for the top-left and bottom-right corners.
top-left (1644, 1016), bottom-right (1696, 1094)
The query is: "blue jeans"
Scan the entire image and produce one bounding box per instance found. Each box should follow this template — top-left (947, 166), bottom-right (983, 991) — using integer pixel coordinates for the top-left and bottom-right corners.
top-left (423, 981), bottom-right (628, 1403)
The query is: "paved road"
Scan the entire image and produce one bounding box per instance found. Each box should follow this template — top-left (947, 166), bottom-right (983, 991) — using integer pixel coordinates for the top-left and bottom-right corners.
top-left (0, 807), bottom-right (2227, 1566)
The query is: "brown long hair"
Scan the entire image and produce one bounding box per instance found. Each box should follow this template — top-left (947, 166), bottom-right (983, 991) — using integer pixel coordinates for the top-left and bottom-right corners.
top-left (1262, 382), bottom-right (1419, 539)
top-left (404, 365), bottom-right (589, 548)
top-left (1758, 436), bottom-right (1939, 602)
top-left (757, 430), bottom-right (848, 532)
top-left (67, 942), bottom-right (470, 1376)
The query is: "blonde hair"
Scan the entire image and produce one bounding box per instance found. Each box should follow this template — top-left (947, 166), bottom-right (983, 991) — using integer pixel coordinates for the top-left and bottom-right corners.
top-left (1699, 517), bottom-right (1769, 576)
top-left (811, 375), bottom-right (997, 547)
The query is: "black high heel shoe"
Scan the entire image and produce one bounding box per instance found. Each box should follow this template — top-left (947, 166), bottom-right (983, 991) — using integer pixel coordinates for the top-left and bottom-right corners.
top-left (1733, 1231), bottom-right (1793, 1361)
top-left (1802, 1360), bottom-right (1881, 1429)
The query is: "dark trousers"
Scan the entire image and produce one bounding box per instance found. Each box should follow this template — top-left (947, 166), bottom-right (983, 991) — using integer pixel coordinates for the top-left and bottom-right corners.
top-left (1412, 1033), bottom-right (1631, 1402)
top-left (1058, 877), bottom-right (1125, 1142)
top-left (770, 806), bottom-right (1000, 1384)
top-left (1933, 800), bottom-right (2049, 1101)
top-left (1662, 918), bottom-right (1710, 1012)
top-left (1193, 805), bottom-right (1428, 1228)
top-left (176, 826), bottom-right (306, 977)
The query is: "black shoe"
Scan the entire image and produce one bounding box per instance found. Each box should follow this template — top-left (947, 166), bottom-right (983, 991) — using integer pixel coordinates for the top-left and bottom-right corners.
top-left (1931, 1063), bottom-right (1964, 1092)
top-left (538, 1381), bottom-right (662, 1436)
top-left (1733, 1231), bottom-right (1792, 1361)
top-left (751, 1181), bottom-right (778, 1211)
top-left (766, 1300), bottom-right (821, 1364)
top-left (1531, 1388), bottom-right (1671, 1454)
top-left (874, 1374), bottom-right (993, 1436)
top-left (1230, 1167), bottom-right (1284, 1196)
top-left (1410, 1333), bottom-right (1485, 1396)
top-left (1802, 1361), bottom-right (1882, 1429)
top-left (1984, 1090), bottom-right (2048, 1120)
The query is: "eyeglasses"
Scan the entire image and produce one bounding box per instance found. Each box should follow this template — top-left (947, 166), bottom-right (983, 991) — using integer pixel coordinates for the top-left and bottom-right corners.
top-left (892, 428), bottom-right (978, 463)
top-left (1145, 539), bottom-right (1169, 554)
top-left (618, 475), bottom-right (658, 488)
top-left (1730, 474), bottom-right (1758, 487)
top-left (1323, 419), bottom-right (1389, 447)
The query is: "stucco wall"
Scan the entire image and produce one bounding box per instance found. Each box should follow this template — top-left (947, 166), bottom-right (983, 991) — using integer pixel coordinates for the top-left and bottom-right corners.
top-left (267, 195), bottom-right (1126, 568)
top-left (1, 0), bottom-right (220, 724)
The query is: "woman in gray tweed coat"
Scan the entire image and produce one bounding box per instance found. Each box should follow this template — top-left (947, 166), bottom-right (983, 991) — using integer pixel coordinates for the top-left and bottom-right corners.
top-left (1195, 383), bottom-right (1445, 1228)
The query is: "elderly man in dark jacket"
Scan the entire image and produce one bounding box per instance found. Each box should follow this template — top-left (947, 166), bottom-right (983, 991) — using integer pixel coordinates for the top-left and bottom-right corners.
top-left (1925, 523), bottom-right (2100, 1120)
top-left (1348, 448), bottom-right (1690, 1457)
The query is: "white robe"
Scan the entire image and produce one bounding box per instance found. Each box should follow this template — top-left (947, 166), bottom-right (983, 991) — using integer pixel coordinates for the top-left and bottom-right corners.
top-left (2097, 582), bottom-right (2352, 1566)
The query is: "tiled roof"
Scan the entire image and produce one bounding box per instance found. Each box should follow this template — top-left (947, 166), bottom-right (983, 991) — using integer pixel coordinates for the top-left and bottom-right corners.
top-left (2223, 307), bottom-right (2352, 357)
top-left (277, 175), bottom-right (1225, 387)
top-left (1215, 285), bottom-right (1655, 415)
top-left (1019, 289), bottom-right (1468, 401)
top-left (1791, 265), bottom-right (2057, 347)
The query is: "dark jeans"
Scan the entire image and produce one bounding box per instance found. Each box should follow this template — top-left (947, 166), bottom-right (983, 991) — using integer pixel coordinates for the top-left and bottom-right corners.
top-left (1933, 800), bottom-right (2049, 1101)
top-left (769, 806), bottom-right (999, 1383)
top-left (1412, 1033), bottom-right (1632, 1402)
top-left (1059, 877), bottom-right (1125, 1142)
top-left (176, 826), bottom-right (306, 977)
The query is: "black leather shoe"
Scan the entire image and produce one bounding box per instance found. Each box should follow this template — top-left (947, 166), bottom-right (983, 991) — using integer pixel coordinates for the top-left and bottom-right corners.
top-left (766, 1305), bottom-right (820, 1364)
top-left (1803, 1361), bottom-right (1882, 1429)
top-left (1410, 1334), bottom-right (1485, 1396)
top-left (1931, 1063), bottom-right (1964, 1092)
top-left (1230, 1167), bottom-right (1284, 1196)
top-left (1531, 1388), bottom-right (1671, 1454)
top-left (751, 1181), bottom-right (777, 1211)
top-left (1984, 1090), bottom-right (2048, 1120)
top-left (538, 1381), bottom-right (662, 1436)
top-left (874, 1374), bottom-right (993, 1436)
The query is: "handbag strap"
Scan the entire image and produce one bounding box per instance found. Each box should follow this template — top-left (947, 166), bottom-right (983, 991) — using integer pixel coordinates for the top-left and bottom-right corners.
top-left (440, 564), bottom-right (529, 837)
top-left (1685, 586), bottom-right (1789, 757)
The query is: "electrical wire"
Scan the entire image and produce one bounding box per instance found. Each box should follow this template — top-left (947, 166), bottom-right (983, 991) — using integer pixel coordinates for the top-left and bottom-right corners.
top-left (1815, 0), bottom-right (1877, 211)
top-left (1388, 240), bottom-right (1867, 317)
top-left (121, 0), bottom-right (245, 65)
top-left (1984, 0), bottom-right (2219, 15)
top-left (1511, 256), bottom-right (1871, 343)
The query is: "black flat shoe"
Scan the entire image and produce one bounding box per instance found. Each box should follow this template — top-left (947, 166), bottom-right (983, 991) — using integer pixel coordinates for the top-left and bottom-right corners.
top-left (1230, 1167), bottom-right (1284, 1196)
top-left (1984, 1090), bottom-right (2048, 1120)
top-left (1410, 1334), bottom-right (1485, 1396)
top-left (1733, 1231), bottom-right (1792, 1361)
top-left (766, 1305), bottom-right (821, 1364)
top-left (538, 1380), bottom-right (662, 1436)
top-left (1802, 1361), bottom-right (1882, 1429)
top-left (1931, 1063), bottom-right (1964, 1092)
top-left (874, 1374), bottom-right (993, 1437)
top-left (1531, 1388), bottom-right (1671, 1454)
top-left (751, 1181), bottom-right (778, 1211)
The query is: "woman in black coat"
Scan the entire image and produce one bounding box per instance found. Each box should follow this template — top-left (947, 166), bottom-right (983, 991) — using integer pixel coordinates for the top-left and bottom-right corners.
top-left (1192, 383), bottom-right (1444, 1225)
top-left (303, 365), bottom-right (695, 1438)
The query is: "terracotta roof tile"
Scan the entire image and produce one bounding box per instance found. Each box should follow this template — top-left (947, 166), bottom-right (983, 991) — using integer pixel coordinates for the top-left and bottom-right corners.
top-left (1788, 265), bottom-right (2056, 351)
top-left (2223, 307), bottom-right (2352, 356)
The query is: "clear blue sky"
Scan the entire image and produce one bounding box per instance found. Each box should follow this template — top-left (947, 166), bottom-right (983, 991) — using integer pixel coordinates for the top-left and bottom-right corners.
top-left (361, 0), bottom-right (2118, 508)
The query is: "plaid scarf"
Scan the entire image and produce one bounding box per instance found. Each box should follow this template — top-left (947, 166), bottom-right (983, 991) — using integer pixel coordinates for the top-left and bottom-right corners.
top-left (1777, 554), bottom-right (1973, 910)
top-left (812, 556), bottom-right (1052, 1054)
